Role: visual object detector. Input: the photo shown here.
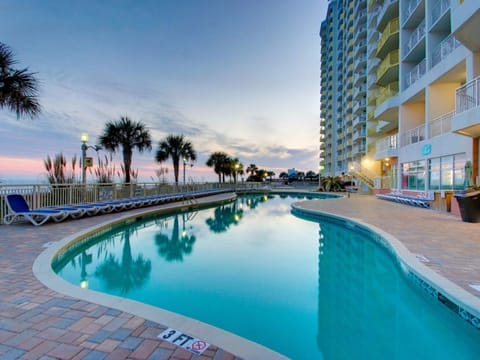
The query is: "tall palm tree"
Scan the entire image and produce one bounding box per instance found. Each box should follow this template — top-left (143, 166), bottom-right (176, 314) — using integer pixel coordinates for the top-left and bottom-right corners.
top-left (230, 158), bottom-right (244, 183)
top-left (155, 134), bottom-right (196, 185)
top-left (206, 152), bottom-right (230, 183)
top-left (0, 42), bottom-right (40, 118)
top-left (246, 164), bottom-right (258, 177)
top-left (98, 116), bottom-right (152, 183)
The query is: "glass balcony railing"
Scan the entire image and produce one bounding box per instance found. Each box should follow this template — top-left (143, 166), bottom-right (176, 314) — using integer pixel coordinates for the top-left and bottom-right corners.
top-left (403, 0), bottom-right (422, 25)
top-left (376, 134), bottom-right (398, 153)
top-left (377, 49), bottom-right (399, 82)
top-left (431, 0), bottom-right (450, 26)
top-left (376, 81), bottom-right (399, 107)
top-left (431, 34), bottom-right (461, 68)
top-left (401, 124), bottom-right (425, 146)
top-left (403, 19), bottom-right (425, 56)
top-left (429, 111), bottom-right (453, 138)
top-left (405, 58), bottom-right (426, 88)
top-left (377, 18), bottom-right (399, 56)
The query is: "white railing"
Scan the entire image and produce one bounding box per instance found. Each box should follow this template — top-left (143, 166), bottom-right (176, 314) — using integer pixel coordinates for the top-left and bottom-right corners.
top-left (431, 34), bottom-right (461, 68)
top-left (431, 0), bottom-right (450, 26)
top-left (403, 0), bottom-right (422, 25)
top-left (429, 111), bottom-right (454, 138)
top-left (376, 134), bottom-right (398, 153)
top-left (456, 76), bottom-right (480, 113)
top-left (405, 58), bottom-right (427, 88)
top-left (404, 19), bottom-right (425, 56)
top-left (0, 181), bottom-right (265, 225)
top-left (402, 124), bottom-right (425, 145)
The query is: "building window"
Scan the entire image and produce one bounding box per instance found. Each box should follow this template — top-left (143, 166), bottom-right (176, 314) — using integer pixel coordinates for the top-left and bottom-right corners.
top-left (428, 153), bottom-right (466, 190)
top-left (401, 160), bottom-right (425, 190)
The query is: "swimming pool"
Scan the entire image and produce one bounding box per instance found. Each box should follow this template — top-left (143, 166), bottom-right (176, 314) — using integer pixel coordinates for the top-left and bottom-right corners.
top-left (52, 193), bottom-right (480, 359)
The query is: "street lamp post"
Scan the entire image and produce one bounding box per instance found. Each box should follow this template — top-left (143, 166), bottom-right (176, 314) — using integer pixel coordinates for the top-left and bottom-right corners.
top-left (183, 157), bottom-right (186, 185)
top-left (81, 133), bottom-right (89, 185)
top-left (80, 132), bottom-right (101, 184)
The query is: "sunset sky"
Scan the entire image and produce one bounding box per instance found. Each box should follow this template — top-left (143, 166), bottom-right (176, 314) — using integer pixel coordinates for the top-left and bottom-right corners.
top-left (0, 0), bottom-right (327, 183)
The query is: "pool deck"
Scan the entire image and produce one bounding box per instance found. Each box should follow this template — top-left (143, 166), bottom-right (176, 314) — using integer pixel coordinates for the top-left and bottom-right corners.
top-left (0, 192), bottom-right (479, 359)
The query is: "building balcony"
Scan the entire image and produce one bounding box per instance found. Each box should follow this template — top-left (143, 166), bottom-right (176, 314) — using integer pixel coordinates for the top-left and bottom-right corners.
top-left (401, 124), bottom-right (425, 146)
top-left (353, 99), bottom-right (367, 114)
top-left (353, 114), bottom-right (366, 128)
top-left (451, 0), bottom-right (480, 52)
top-left (431, 0), bottom-right (451, 31)
top-left (377, 0), bottom-right (399, 32)
top-left (352, 129), bottom-right (366, 142)
top-left (452, 75), bottom-right (480, 137)
top-left (405, 58), bottom-right (426, 89)
top-left (354, 86), bottom-right (367, 101)
top-left (377, 49), bottom-right (399, 86)
top-left (403, 19), bottom-right (425, 61)
top-left (429, 111), bottom-right (453, 138)
top-left (430, 34), bottom-right (462, 68)
top-left (376, 17), bottom-right (399, 59)
top-left (375, 133), bottom-right (398, 160)
top-left (402, 0), bottom-right (424, 27)
top-left (376, 82), bottom-right (399, 107)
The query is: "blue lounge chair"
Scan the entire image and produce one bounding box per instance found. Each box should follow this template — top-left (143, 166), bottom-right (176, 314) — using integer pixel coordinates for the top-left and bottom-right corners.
top-left (4, 194), bottom-right (69, 226)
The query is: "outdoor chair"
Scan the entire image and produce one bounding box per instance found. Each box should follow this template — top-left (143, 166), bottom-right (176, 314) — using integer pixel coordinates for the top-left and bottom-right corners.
top-left (4, 194), bottom-right (69, 226)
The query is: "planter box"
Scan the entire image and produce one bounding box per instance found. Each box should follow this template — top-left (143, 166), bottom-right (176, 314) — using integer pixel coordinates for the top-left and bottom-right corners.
top-left (454, 190), bottom-right (480, 223)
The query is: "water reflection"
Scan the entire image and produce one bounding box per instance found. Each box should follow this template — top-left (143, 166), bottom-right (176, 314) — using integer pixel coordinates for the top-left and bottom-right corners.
top-left (155, 213), bottom-right (196, 262)
top-left (95, 227), bottom-right (152, 294)
top-left (315, 218), bottom-right (480, 359)
top-left (205, 201), bottom-right (244, 233)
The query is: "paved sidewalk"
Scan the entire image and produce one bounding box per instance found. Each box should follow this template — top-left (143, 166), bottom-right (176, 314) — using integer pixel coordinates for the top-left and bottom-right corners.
top-left (0, 196), bottom-right (242, 360)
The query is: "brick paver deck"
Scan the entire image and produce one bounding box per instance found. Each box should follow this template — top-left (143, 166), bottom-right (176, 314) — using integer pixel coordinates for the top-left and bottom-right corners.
top-left (0, 192), bottom-right (479, 359)
top-left (0, 195), bottom-right (244, 360)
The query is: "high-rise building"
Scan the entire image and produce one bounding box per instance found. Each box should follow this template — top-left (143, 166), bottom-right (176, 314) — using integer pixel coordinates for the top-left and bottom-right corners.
top-left (320, 0), bottom-right (480, 200)
top-left (320, 0), bottom-right (368, 177)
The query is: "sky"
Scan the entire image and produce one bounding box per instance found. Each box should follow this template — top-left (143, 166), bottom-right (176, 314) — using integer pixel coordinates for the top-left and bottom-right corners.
top-left (0, 0), bottom-right (328, 183)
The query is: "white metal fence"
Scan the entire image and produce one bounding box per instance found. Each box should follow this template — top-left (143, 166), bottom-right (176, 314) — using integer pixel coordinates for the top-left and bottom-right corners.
top-left (0, 181), bottom-right (265, 225)
top-left (456, 76), bottom-right (480, 114)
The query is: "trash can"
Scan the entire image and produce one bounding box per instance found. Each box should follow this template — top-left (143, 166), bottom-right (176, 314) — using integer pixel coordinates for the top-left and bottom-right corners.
top-left (454, 190), bottom-right (480, 223)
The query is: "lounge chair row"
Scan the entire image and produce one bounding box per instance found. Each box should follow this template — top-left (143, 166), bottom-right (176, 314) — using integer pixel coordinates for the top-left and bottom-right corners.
top-left (3, 189), bottom-right (231, 226)
top-left (376, 193), bottom-right (431, 208)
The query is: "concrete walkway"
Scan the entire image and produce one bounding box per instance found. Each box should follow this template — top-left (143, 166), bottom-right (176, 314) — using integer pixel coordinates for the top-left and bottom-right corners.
top-left (0, 192), bottom-right (479, 359)
top-left (0, 194), bottom-right (243, 360)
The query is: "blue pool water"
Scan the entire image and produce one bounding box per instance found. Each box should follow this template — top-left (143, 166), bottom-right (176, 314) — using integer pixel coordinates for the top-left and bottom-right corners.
top-left (53, 193), bottom-right (480, 359)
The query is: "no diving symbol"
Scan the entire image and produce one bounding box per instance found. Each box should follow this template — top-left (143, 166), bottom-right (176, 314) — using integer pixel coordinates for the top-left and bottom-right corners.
top-left (191, 340), bottom-right (207, 352)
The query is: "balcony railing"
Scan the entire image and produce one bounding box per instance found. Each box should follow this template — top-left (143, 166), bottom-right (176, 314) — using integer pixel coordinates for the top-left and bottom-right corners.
top-left (377, 49), bottom-right (399, 82)
top-left (402, 124), bottom-right (425, 145)
top-left (405, 58), bottom-right (426, 88)
top-left (376, 133), bottom-right (398, 153)
top-left (429, 111), bottom-right (453, 138)
top-left (431, 34), bottom-right (461, 68)
top-left (376, 81), bottom-right (399, 107)
top-left (431, 0), bottom-right (450, 26)
top-left (377, 17), bottom-right (399, 56)
top-left (403, 0), bottom-right (422, 25)
top-left (404, 19), bottom-right (425, 56)
top-left (456, 76), bottom-right (480, 113)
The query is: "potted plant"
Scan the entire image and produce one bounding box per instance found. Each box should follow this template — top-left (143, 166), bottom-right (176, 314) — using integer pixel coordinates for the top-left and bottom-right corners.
top-left (454, 161), bottom-right (480, 222)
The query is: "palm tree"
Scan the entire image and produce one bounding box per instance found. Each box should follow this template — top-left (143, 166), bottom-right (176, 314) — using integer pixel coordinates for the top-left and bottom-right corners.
top-left (98, 116), bottom-right (152, 183)
top-left (0, 42), bottom-right (41, 118)
top-left (230, 158), bottom-right (244, 183)
top-left (206, 152), bottom-right (230, 183)
top-left (155, 134), bottom-right (196, 185)
top-left (246, 164), bottom-right (258, 177)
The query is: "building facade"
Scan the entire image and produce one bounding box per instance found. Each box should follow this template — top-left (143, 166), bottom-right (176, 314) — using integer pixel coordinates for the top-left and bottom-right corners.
top-left (320, 0), bottom-right (480, 196)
